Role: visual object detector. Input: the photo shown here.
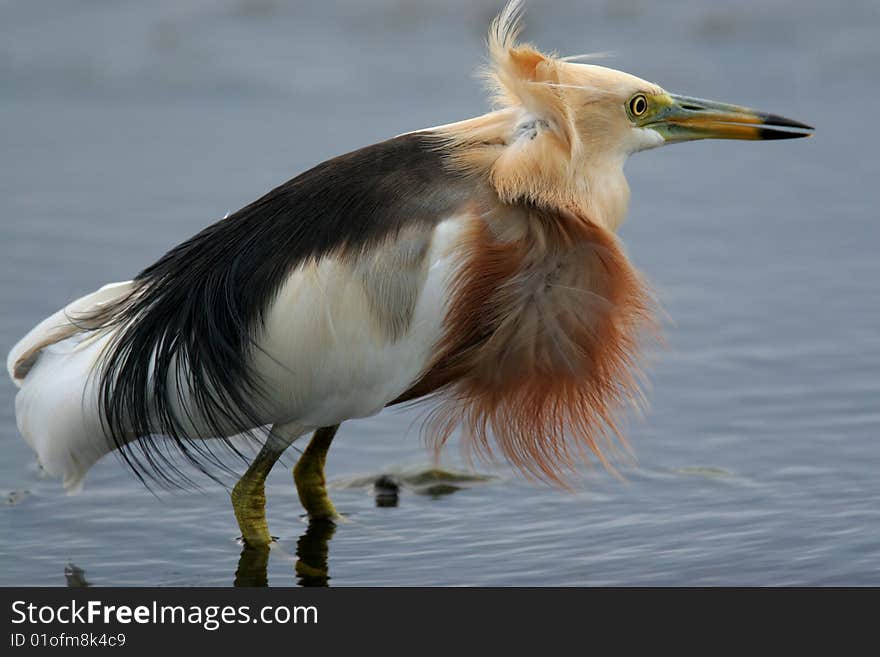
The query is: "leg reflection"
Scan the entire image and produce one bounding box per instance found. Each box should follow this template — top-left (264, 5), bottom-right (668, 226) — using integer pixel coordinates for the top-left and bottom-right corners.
top-left (295, 518), bottom-right (336, 587)
top-left (234, 545), bottom-right (271, 587)
top-left (234, 515), bottom-right (337, 587)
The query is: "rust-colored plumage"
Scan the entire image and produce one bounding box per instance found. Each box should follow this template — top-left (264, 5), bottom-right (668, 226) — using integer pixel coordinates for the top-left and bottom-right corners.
top-left (397, 205), bottom-right (656, 484)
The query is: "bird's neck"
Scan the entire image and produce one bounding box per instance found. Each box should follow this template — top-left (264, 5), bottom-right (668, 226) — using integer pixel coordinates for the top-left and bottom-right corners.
top-left (431, 111), bottom-right (631, 232)
top-left (582, 156), bottom-right (630, 232)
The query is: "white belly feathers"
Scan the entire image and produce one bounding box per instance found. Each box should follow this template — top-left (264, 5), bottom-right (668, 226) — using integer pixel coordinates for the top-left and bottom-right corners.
top-left (255, 215), bottom-right (468, 429)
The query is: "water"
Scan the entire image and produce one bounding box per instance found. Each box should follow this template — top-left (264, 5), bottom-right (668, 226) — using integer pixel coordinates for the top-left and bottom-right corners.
top-left (1, 0), bottom-right (878, 586)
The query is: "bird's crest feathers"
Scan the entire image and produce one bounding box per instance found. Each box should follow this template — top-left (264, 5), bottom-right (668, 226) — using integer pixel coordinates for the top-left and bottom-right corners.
top-left (485, 0), bottom-right (575, 148)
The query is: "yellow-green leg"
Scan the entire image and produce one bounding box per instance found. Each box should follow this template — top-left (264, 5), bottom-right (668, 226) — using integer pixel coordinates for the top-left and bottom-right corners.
top-left (293, 424), bottom-right (340, 520)
top-left (231, 426), bottom-right (294, 548)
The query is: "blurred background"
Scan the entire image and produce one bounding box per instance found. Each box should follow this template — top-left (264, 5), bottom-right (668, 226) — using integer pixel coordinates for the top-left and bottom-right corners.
top-left (1, 0), bottom-right (878, 586)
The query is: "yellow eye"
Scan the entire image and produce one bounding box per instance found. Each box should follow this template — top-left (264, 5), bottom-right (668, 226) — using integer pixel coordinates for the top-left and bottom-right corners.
top-left (629, 94), bottom-right (649, 117)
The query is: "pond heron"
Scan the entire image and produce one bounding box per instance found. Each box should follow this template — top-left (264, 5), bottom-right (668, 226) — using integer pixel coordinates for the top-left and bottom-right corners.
top-left (6, 1), bottom-right (812, 546)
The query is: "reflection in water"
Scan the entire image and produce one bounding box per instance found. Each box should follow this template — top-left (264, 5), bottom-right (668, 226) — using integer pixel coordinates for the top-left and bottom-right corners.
top-left (371, 470), bottom-right (477, 504)
top-left (234, 545), bottom-right (270, 587)
top-left (341, 468), bottom-right (493, 499)
top-left (234, 519), bottom-right (336, 587)
top-left (374, 475), bottom-right (400, 508)
top-left (295, 519), bottom-right (336, 587)
top-left (233, 468), bottom-right (489, 586)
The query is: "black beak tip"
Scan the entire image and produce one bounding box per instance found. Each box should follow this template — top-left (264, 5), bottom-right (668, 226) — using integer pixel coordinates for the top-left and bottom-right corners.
top-left (759, 126), bottom-right (813, 140)
top-left (763, 113), bottom-right (815, 132)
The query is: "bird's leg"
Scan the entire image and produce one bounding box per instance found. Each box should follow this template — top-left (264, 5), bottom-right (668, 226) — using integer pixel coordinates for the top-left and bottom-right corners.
top-left (231, 427), bottom-right (294, 548)
top-left (293, 424), bottom-right (340, 520)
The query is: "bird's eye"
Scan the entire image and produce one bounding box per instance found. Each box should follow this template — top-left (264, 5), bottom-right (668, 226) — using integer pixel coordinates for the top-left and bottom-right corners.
top-left (628, 94), bottom-right (649, 118)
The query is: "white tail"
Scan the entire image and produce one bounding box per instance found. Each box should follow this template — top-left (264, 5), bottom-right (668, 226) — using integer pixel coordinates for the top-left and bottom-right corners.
top-left (8, 281), bottom-right (133, 490)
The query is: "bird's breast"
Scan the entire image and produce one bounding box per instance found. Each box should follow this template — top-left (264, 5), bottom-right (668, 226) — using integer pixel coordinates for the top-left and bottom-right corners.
top-left (253, 213), bottom-right (473, 429)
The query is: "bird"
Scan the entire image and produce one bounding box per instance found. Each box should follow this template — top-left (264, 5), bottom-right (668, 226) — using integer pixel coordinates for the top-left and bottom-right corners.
top-left (6, 1), bottom-right (812, 548)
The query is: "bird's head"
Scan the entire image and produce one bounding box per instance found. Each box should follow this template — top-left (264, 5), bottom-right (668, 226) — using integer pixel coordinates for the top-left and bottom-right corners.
top-left (438, 1), bottom-right (812, 230)
top-left (549, 63), bottom-right (813, 154)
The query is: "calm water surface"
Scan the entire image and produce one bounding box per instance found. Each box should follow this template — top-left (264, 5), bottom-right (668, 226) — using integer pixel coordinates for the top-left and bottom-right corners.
top-left (1, 0), bottom-right (878, 585)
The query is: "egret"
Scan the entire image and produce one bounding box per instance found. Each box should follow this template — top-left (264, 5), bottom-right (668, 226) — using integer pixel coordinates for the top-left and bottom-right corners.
top-left (6, 1), bottom-right (812, 547)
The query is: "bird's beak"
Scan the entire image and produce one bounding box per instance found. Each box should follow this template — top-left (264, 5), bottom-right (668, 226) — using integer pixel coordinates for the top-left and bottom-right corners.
top-left (647, 94), bottom-right (813, 143)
